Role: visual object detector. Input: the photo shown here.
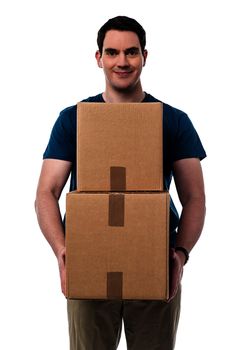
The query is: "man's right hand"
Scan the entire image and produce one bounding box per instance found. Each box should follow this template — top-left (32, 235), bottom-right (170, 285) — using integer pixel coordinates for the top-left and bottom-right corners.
top-left (57, 247), bottom-right (66, 296)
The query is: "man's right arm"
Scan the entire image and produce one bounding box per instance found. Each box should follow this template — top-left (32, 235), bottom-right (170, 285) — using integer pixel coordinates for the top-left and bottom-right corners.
top-left (35, 158), bottom-right (72, 295)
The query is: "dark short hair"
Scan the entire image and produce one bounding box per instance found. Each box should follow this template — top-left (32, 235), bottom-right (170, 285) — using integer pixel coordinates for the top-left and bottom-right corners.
top-left (97, 16), bottom-right (146, 55)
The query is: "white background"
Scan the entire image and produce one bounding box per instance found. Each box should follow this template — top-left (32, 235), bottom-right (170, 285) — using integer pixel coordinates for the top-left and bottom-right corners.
top-left (1, 0), bottom-right (232, 349)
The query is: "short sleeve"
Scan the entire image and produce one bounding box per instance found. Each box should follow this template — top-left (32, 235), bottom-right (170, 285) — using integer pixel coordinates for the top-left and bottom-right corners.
top-left (172, 112), bottom-right (206, 162)
top-left (43, 105), bottom-right (76, 162)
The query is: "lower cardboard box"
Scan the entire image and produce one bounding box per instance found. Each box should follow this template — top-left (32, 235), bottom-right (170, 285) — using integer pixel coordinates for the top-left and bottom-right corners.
top-left (66, 191), bottom-right (169, 300)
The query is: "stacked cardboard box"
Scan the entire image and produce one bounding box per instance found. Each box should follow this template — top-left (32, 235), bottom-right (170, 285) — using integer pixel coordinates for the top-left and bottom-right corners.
top-left (66, 102), bottom-right (169, 300)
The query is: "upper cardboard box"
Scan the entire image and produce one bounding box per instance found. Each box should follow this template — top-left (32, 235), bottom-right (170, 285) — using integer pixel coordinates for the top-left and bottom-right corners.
top-left (77, 102), bottom-right (163, 191)
top-left (66, 191), bottom-right (169, 300)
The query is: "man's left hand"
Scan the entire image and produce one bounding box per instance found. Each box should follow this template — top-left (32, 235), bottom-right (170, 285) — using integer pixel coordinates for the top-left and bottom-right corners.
top-left (167, 248), bottom-right (185, 302)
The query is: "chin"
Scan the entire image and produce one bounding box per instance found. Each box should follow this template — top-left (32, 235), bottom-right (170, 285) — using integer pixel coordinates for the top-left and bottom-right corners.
top-left (112, 83), bottom-right (136, 93)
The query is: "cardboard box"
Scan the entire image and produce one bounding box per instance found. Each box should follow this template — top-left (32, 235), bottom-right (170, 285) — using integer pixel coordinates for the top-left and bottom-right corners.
top-left (66, 191), bottom-right (169, 300)
top-left (77, 102), bottom-right (163, 191)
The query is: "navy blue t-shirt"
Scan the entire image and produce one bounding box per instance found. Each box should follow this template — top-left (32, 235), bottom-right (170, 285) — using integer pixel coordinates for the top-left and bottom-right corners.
top-left (43, 92), bottom-right (206, 244)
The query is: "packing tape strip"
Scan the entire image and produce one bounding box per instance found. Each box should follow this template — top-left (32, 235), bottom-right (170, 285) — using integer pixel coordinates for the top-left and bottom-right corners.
top-left (107, 272), bottom-right (123, 299)
top-left (108, 193), bottom-right (125, 226)
top-left (110, 166), bottom-right (126, 190)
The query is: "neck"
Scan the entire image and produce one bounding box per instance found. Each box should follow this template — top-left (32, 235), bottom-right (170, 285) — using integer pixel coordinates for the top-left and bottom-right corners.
top-left (103, 83), bottom-right (145, 103)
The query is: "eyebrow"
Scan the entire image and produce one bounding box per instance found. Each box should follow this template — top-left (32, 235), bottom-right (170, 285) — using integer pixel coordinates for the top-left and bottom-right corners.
top-left (104, 48), bottom-right (118, 54)
top-left (104, 47), bottom-right (140, 54)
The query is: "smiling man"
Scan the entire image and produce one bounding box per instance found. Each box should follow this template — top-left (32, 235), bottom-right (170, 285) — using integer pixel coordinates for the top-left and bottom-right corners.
top-left (95, 29), bottom-right (147, 101)
top-left (35, 16), bottom-right (206, 350)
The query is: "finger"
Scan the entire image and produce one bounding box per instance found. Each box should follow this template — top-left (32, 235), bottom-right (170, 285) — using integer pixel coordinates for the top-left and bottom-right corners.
top-left (167, 280), bottom-right (179, 303)
top-left (61, 268), bottom-right (66, 296)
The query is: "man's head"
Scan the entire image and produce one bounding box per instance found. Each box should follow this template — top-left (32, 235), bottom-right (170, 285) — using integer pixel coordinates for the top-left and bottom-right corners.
top-left (96, 16), bottom-right (148, 95)
top-left (97, 16), bottom-right (146, 56)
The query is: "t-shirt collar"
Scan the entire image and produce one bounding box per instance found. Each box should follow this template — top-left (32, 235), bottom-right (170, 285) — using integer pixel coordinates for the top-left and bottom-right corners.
top-left (99, 92), bottom-right (150, 103)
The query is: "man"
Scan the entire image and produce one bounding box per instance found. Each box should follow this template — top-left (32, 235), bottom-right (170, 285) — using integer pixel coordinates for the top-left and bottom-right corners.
top-left (35, 16), bottom-right (206, 350)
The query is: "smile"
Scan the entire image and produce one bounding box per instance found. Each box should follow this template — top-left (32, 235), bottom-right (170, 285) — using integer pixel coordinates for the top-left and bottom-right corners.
top-left (114, 71), bottom-right (133, 77)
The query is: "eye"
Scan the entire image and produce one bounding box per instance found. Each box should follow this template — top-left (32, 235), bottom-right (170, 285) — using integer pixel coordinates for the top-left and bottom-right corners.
top-left (126, 49), bottom-right (139, 57)
top-left (105, 49), bottom-right (118, 56)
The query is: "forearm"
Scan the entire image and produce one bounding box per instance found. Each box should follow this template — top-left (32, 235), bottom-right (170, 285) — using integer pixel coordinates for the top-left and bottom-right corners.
top-left (175, 196), bottom-right (206, 252)
top-left (35, 191), bottom-right (65, 258)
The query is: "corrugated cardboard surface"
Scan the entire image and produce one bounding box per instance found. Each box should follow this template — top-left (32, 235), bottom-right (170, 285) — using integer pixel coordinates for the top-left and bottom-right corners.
top-left (77, 102), bottom-right (163, 191)
top-left (66, 191), bottom-right (169, 300)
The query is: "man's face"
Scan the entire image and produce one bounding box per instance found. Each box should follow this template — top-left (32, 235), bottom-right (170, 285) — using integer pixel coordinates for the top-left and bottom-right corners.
top-left (96, 30), bottom-right (147, 92)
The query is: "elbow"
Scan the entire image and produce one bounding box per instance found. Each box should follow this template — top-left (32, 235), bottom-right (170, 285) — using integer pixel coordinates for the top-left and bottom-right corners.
top-left (202, 193), bottom-right (206, 217)
top-left (181, 191), bottom-right (206, 210)
top-left (34, 188), bottom-right (59, 214)
top-left (198, 191), bottom-right (206, 210)
top-left (34, 197), bottom-right (39, 215)
top-left (198, 193), bottom-right (206, 219)
top-left (34, 192), bottom-right (41, 216)
top-left (34, 190), bottom-right (46, 216)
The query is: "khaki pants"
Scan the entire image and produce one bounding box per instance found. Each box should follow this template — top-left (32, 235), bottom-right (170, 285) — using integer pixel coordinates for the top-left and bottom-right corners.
top-left (67, 285), bottom-right (181, 350)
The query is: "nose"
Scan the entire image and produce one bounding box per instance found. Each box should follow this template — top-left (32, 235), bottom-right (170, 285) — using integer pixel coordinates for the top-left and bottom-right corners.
top-left (117, 52), bottom-right (129, 68)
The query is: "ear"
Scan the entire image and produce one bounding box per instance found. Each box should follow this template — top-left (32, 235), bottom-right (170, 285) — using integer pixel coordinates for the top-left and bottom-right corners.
top-left (142, 50), bottom-right (148, 67)
top-left (95, 50), bottom-right (103, 68)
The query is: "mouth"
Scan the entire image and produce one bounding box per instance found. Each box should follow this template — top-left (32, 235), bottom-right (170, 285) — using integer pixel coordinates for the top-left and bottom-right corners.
top-left (113, 71), bottom-right (133, 78)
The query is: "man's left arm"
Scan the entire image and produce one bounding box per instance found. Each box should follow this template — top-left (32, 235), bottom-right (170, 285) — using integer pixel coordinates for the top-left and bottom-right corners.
top-left (168, 157), bottom-right (206, 301)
